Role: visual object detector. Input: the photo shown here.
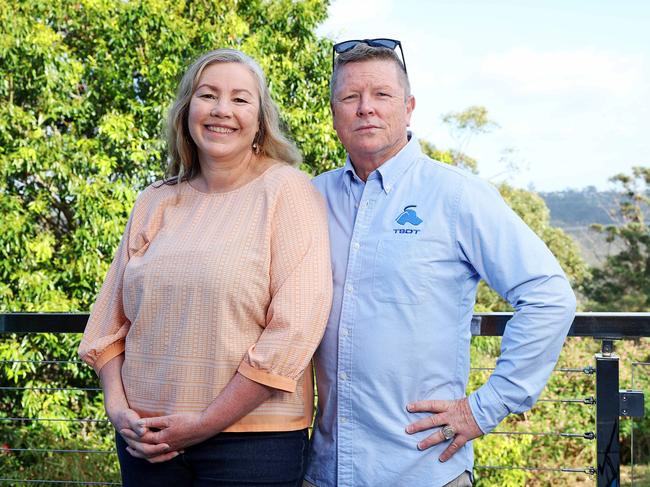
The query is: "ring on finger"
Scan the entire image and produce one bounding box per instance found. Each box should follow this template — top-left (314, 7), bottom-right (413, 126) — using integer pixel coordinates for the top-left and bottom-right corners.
top-left (441, 425), bottom-right (456, 441)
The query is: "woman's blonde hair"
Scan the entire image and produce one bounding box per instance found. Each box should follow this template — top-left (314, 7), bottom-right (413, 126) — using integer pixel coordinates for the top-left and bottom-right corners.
top-left (166, 49), bottom-right (301, 181)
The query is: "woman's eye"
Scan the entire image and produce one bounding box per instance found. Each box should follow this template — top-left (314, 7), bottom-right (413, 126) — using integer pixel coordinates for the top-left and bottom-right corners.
top-left (199, 93), bottom-right (216, 99)
top-left (234, 97), bottom-right (249, 103)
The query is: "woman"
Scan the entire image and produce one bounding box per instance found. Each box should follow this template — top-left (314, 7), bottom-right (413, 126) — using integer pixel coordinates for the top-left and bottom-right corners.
top-left (79, 49), bottom-right (332, 486)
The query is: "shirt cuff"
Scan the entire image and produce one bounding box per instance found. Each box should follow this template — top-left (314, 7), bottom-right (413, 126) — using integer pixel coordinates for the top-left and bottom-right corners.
top-left (89, 339), bottom-right (126, 375)
top-left (468, 381), bottom-right (511, 434)
top-left (238, 361), bottom-right (297, 393)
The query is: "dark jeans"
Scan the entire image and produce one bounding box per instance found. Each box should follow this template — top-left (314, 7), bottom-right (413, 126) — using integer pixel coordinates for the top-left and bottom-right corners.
top-left (116, 429), bottom-right (309, 487)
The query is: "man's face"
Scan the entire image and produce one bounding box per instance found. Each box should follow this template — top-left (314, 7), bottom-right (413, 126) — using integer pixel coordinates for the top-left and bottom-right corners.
top-left (331, 59), bottom-right (415, 172)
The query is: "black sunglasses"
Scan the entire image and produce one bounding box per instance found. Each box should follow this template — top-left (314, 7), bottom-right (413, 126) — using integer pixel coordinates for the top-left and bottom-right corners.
top-left (332, 38), bottom-right (407, 73)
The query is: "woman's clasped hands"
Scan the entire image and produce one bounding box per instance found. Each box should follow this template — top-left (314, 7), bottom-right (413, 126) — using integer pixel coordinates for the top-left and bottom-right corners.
top-left (118, 411), bottom-right (211, 464)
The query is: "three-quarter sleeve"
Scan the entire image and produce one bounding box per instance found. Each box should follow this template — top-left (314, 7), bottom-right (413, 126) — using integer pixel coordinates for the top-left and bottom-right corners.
top-left (78, 189), bottom-right (151, 374)
top-left (238, 171), bottom-right (333, 392)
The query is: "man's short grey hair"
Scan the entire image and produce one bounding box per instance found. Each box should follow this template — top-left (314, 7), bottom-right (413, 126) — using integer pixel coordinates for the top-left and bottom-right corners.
top-left (330, 44), bottom-right (411, 102)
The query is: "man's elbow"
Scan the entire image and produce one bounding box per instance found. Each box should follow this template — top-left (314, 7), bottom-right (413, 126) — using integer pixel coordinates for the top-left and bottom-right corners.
top-left (554, 277), bottom-right (577, 328)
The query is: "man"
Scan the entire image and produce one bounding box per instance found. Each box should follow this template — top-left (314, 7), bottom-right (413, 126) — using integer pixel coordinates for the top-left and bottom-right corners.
top-left (304, 39), bottom-right (576, 487)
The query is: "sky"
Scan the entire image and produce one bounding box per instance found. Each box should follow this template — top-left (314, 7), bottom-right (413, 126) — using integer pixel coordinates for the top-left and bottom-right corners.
top-left (316, 0), bottom-right (650, 192)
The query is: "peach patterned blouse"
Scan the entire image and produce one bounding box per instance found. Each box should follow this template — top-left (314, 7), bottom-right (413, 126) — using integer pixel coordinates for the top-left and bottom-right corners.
top-left (79, 164), bottom-right (332, 432)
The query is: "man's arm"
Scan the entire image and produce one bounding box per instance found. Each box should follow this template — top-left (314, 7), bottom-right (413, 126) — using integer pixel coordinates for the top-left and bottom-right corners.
top-left (406, 178), bottom-right (576, 461)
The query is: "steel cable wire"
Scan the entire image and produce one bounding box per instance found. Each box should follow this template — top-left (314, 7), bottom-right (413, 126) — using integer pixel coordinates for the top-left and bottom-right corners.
top-left (475, 465), bottom-right (596, 475)
top-left (3, 448), bottom-right (115, 454)
top-left (0, 480), bottom-right (120, 485)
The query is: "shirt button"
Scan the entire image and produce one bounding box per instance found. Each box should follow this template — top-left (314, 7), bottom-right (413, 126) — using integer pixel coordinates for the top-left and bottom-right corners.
top-left (340, 328), bottom-right (349, 337)
top-left (340, 417), bottom-right (348, 424)
top-left (352, 242), bottom-right (360, 250)
top-left (385, 184), bottom-right (392, 192)
top-left (346, 284), bottom-right (354, 293)
top-left (339, 372), bottom-right (348, 381)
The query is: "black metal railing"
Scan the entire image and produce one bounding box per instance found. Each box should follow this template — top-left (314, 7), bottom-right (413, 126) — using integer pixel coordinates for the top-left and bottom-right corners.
top-left (1, 312), bottom-right (648, 486)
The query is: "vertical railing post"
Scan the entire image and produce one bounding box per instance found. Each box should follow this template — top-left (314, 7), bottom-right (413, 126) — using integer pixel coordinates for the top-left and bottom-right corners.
top-left (596, 339), bottom-right (620, 487)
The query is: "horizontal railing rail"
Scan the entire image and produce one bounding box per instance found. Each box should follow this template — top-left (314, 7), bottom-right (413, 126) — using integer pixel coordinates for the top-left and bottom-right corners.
top-left (3, 312), bottom-right (650, 337)
top-left (472, 312), bottom-right (650, 338)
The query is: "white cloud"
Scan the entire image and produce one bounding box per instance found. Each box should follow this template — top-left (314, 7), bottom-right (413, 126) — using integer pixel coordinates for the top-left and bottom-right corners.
top-left (317, 0), bottom-right (394, 40)
top-left (480, 48), bottom-right (646, 98)
top-left (316, 0), bottom-right (650, 190)
top-left (328, 0), bottom-right (392, 20)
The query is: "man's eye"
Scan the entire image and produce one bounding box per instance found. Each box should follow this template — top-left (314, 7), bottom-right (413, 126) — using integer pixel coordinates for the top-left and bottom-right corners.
top-left (378, 92), bottom-right (391, 97)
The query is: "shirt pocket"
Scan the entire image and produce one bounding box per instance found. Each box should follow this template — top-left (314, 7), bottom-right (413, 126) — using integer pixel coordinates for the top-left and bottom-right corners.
top-left (373, 239), bottom-right (438, 305)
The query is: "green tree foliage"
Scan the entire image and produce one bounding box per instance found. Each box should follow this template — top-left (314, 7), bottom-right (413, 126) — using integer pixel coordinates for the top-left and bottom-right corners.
top-left (0, 0), bottom-right (340, 313)
top-left (0, 0), bottom-right (339, 481)
top-left (581, 168), bottom-right (650, 472)
top-left (442, 105), bottom-right (499, 152)
top-left (420, 105), bottom-right (499, 174)
top-left (583, 167), bottom-right (650, 311)
top-left (547, 168), bottom-right (650, 482)
top-left (420, 139), bottom-right (478, 173)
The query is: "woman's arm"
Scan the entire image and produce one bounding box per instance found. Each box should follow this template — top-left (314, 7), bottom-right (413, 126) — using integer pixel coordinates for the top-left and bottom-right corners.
top-left (100, 354), bottom-right (178, 462)
top-left (120, 372), bottom-right (273, 461)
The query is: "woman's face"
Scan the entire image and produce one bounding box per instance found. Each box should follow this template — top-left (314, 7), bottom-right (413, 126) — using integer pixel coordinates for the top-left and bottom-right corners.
top-left (188, 62), bottom-right (260, 165)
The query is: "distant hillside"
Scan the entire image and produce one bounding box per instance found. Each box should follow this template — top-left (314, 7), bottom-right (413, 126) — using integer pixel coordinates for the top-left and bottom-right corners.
top-left (539, 187), bottom-right (622, 267)
top-left (539, 187), bottom-right (619, 228)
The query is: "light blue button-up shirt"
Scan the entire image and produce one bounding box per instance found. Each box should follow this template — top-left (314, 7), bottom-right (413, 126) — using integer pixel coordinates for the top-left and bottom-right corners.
top-left (305, 136), bottom-right (576, 486)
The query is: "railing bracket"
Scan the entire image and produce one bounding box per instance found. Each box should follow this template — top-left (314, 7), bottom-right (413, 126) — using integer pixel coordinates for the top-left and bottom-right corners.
top-left (582, 365), bottom-right (596, 375)
top-left (601, 338), bottom-right (615, 356)
top-left (619, 390), bottom-right (644, 417)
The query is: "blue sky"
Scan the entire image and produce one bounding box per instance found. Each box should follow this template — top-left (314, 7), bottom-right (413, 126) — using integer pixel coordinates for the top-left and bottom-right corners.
top-left (317, 0), bottom-right (650, 191)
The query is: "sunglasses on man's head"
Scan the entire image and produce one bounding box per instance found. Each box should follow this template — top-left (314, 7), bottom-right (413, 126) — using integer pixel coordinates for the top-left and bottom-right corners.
top-left (332, 38), bottom-right (407, 73)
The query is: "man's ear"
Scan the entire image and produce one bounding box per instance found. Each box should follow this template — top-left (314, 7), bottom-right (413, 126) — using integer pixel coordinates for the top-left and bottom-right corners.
top-left (406, 95), bottom-right (416, 126)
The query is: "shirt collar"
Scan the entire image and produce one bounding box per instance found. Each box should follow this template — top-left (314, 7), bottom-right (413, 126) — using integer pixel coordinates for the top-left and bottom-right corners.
top-left (340, 133), bottom-right (422, 195)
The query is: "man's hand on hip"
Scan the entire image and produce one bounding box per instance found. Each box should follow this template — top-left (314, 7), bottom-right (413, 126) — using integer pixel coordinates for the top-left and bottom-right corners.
top-left (405, 397), bottom-right (483, 462)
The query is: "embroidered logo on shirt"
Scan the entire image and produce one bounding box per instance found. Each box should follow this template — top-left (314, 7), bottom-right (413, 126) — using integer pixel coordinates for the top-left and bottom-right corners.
top-left (395, 206), bottom-right (423, 226)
